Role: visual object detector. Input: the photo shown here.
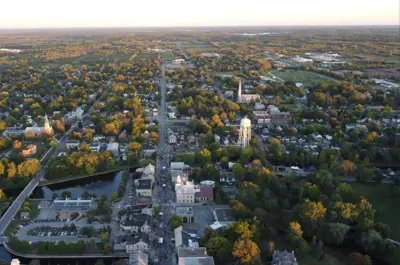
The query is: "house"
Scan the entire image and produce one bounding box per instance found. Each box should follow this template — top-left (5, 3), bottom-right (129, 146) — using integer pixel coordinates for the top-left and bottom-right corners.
top-left (177, 247), bottom-right (215, 265)
top-left (11, 259), bottom-right (20, 265)
top-left (175, 176), bottom-right (195, 204)
top-left (21, 144), bottom-right (37, 157)
top-left (66, 140), bottom-right (80, 150)
top-left (254, 102), bottom-right (265, 110)
top-left (271, 112), bottom-right (291, 125)
top-left (174, 225), bottom-right (199, 248)
top-left (90, 142), bottom-right (101, 152)
top-left (200, 176), bottom-right (215, 187)
top-left (175, 207), bottom-right (194, 223)
top-left (272, 250), bottom-right (298, 265)
top-left (253, 111), bottom-right (271, 124)
top-left (142, 143), bottom-right (156, 157)
top-left (214, 134), bottom-right (220, 143)
top-left (195, 186), bottom-right (214, 202)
top-left (128, 252), bottom-right (149, 265)
top-left (172, 59), bottom-right (185, 64)
top-left (187, 135), bottom-right (196, 144)
top-left (136, 179), bottom-right (152, 197)
top-left (20, 212), bottom-right (30, 220)
top-left (120, 213), bottom-right (152, 233)
top-left (65, 107), bottom-right (84, 121)
top-left (126, 233), bottom-right (150, 253)
top-left (107, 142), bottom-right (119, 157)
top-left (169, 134), bottom-right (177, 144)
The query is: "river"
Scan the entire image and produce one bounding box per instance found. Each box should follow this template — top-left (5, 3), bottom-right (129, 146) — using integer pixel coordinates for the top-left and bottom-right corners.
top-left (0, 246), bottom-right (122, 265)
top-left (4, 171), bottom-right (127, 200)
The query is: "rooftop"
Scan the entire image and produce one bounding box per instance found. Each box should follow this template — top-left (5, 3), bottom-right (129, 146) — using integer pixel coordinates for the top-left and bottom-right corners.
top-left (137, 179), bottom-right (152, 190)
top-left (178, 257), bottom-right (215, 265)
top-left (214, 208), bottom-right (234, 223)
top-left (178, 247), bottom-right (207, 258)
top-left (176, 207), bottom-right (194, 215)
top-left (195, 186), bottom-right (213, 198)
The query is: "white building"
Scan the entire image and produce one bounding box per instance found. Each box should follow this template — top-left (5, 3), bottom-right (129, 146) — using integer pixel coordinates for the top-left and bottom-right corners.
top-left (175, 176), bottom-right (195, 204)
top-left (171, 162), bottom-right (185, 170)
top-left (126, 234), bottom-right (150, 253)
top-left (66, 140), bottom-right (80, 149)
top-left (292, 56), bottom-right (313, 64)
top-left (169, 134), bottom-right (177, 144)
top-left (65, 107), bottom-right (84, 121)
top-left (172, 59), bottom-right (185, 64)
top-left (238, 117), bottom-right (251, 149)
top-left (107, 142), bottom-right (120, 157)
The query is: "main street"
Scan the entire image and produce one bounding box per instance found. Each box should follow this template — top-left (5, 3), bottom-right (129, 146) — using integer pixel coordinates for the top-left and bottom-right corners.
top-left (0, 84), bottom-right (111, 236)
top-left (151, 64), bottom-right (175, 265)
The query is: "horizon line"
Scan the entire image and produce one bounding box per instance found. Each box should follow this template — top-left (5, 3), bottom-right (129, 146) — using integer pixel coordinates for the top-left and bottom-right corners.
top-left (0, 24), bottom-right (399, 30)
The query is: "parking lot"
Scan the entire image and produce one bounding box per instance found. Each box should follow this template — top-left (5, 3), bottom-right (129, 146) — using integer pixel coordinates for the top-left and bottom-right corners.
top-left (16, 222), bottom-right (108, 243)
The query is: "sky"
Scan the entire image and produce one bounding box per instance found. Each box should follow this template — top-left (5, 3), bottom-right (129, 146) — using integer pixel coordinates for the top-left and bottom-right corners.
top-left (1, 0), bottom-right (399, 28)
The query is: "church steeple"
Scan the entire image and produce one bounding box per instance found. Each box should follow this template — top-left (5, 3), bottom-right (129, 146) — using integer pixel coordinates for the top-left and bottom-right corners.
top-left (237, 78), bottom-right (242, 103)
top-left (44, 114), bottom-right (53, 134)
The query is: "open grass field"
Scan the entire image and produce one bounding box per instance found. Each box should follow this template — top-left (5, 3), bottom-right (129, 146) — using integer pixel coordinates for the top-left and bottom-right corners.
top-left (350, 182), bottom-right (400, 241)
top-left (355, 53), bottom-right (400, 63)
top-left (184, 43), bottom-right (215, 51)
top-left (269, 70), bottom-right (336, 85)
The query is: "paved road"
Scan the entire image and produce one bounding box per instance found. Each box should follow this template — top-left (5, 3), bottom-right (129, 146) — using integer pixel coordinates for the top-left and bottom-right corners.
top-left (0, 84), bottom-right (111, 236)
top-left (151, 64), bottom-right (175, 265)
top-left (176, 42), bottom-right (189, 60)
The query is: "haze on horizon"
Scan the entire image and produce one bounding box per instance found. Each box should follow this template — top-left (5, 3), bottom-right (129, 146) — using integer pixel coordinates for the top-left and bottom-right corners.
top-left (1, 0), bottom-right (399, 28)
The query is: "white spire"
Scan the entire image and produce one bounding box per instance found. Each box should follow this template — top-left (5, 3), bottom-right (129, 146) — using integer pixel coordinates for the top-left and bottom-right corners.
top-left (238, 78), bottom-right (242, 102)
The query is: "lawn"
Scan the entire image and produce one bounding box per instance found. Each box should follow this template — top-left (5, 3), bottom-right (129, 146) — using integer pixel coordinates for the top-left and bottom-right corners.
top-left (355, 53), bottom-right (400, 64)
top-left (184, 43), bottom-right (214, 51)
top-left (269, 70), bottom-right (336, 85)
top-left (350, 182), bottom-right (400, 241)
top-left (273, 237), bottom-right (347, 265)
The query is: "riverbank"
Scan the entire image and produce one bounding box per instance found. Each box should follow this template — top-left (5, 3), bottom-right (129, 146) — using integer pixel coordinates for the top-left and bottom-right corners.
top-left (39, 166), bottom-right (131, 186)
top-left (2, 243), bottom-right (129, 259)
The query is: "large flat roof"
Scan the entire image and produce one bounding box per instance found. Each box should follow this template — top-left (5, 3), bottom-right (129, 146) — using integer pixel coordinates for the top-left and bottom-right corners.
top-left (178, 247), bottom-right (207, 258)
top-left (214, 208), bottom-right (234, 222)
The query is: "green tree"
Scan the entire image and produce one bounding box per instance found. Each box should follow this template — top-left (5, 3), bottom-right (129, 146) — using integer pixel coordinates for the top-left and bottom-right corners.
top-left (168, 215), bottom-right (182, 229)
top-left (153, 206), bottom-right (160, 216)
top-left (316, 240), bottom-right (324, 259)
top-left (205, 236), bottom-right (233, 264)
top-left (329, 222), bottom-right (350, 245)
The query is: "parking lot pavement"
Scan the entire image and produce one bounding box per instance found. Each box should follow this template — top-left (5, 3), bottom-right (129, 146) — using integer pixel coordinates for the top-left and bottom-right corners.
top-left (16, 222), bottom-right (108, 242)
